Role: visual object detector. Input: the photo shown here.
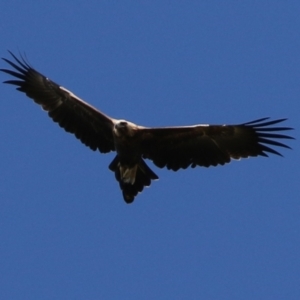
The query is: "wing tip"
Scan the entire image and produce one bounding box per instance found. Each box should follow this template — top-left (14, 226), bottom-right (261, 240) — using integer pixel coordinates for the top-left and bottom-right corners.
top-left (248, 117), bottom-right (294, 157)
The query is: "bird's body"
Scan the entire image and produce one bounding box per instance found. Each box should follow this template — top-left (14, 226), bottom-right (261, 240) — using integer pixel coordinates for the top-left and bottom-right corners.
top-left (0, 52), bottom-right (294, 203)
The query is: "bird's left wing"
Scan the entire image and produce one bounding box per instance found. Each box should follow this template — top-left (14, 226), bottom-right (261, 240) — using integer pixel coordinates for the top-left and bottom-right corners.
top-left (1, 52), bottom-right (115, 153)
top-left (138, 118), bottom-right (294, 171)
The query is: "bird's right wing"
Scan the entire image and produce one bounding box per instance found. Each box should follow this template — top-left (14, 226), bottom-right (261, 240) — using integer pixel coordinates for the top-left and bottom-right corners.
top-left (1, 52), bottom-right (115, 153)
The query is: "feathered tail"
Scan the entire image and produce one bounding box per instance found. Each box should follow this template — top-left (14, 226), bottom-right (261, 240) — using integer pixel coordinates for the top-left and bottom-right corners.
top-left (109, 156), bottom-right (158, 203)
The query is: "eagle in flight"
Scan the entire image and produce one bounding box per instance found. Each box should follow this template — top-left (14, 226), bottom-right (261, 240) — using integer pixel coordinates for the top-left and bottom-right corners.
top-left (1, 52), bottom-right (294, 203)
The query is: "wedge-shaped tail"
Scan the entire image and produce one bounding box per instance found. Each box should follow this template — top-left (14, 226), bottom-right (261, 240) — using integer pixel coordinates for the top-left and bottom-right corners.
top-left (109, 156), bottom-right (158, 203)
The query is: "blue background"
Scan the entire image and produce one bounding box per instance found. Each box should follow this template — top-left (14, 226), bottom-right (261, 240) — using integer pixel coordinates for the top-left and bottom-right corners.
top-left (0, 1), bottom-right (299, 299)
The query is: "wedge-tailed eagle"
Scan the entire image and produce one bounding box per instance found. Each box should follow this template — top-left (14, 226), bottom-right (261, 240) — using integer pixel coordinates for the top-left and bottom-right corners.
top-left (0, 52), bottom-right (294, 203)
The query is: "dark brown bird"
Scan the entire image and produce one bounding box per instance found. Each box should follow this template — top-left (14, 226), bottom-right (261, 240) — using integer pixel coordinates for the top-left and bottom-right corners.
top-left (0, 52), bottom-right (294, 203)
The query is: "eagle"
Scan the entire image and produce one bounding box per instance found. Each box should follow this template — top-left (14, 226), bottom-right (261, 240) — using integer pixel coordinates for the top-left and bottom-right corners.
top-left (0, 52), bottom-right (294, 203)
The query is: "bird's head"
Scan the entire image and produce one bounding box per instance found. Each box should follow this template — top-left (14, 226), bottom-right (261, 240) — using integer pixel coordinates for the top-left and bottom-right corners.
top-left (114, 120), bottom-right (137, 137)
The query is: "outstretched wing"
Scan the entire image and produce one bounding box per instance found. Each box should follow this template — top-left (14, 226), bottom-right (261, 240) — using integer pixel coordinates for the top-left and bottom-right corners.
top-left (139, 118), bottom-right (294, 171)
top-left (1, 51), bottom-right (115, 153)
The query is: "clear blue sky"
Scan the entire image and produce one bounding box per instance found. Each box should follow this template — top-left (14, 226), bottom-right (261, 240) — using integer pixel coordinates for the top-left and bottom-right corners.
top-left (0, 1), bottom-right (299, 299)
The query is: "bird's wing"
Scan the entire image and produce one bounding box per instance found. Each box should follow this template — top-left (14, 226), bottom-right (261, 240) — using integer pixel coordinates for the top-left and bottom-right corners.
top-left (1, 52), bottom-right (115, 153)
top-left (138, 118), bottom-right (294, 170)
